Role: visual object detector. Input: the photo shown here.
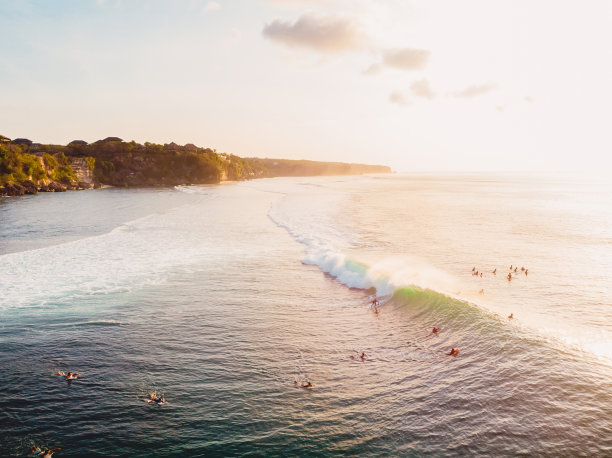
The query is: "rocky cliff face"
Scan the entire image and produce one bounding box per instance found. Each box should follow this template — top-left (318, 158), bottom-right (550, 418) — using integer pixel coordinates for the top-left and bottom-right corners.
top-left (0, 155), bottom-right (96, 197)
top-left (70, 158), bottom-right (94, 186)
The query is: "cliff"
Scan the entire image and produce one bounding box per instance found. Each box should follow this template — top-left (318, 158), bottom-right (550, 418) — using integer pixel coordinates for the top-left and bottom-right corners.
top-left (0, 135), bottom-right (391, 196)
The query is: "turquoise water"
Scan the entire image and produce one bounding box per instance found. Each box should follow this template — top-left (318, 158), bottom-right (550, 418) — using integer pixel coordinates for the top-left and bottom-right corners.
top-left (1, 175), bottom-right (611, 456)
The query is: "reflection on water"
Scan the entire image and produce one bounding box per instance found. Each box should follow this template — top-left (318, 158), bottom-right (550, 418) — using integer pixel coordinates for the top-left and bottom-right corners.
top-left (1, 175), bottom-right (611, 456)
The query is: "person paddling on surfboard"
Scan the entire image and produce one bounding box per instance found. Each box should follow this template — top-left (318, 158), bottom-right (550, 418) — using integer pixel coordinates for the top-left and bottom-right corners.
top-left (294, 380), bottom-right (313, 389)
top-left (57, 371), bottom-right (80, 381)
top-left (30, 447), bottom-right (61, 457)
top-left (447, 348), bottom-right (460, 357)
top-left (147, 392), bottom-right (166, 404)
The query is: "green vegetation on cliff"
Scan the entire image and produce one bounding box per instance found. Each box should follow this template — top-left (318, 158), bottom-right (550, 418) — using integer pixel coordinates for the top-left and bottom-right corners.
top-left (0, 135), bottom-right (391, 196)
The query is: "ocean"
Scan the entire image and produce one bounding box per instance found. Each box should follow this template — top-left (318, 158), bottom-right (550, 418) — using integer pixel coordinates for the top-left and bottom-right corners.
top-left (1, 174), bottom-right (611, 456)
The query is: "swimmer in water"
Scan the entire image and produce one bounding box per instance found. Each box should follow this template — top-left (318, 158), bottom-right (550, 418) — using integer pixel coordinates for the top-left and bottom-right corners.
top-left (447, 348), bottom-right (460, 357)
top-left (472, 266), bottom-right (476, 272)
top-left (30, 447), bottom-right (61, 457)
top-left (521, 266), bottom-right (525, 271)
top-left (507, 273), bottom-right (512, 281)
top-left (147, 392), bottom-right (166, 404)
top-left (479, 289), bottom-right (484, 294)
top-left (295, 380), bottom-right (313, 389)
top-left (57, 371), bottom-right (80, 380)
top-left (525, 269), bottom-right (528, 276)
top-left (360, 352), bottom-right (366, 360)
top-left (508, 313), bottom-right (514, 319)
top-left (510, 265), bottom-right (513, 270)
top-left (492, 268), bottom-right (496, 275)
top-left (432, 327), bottom-right (441, 334)
top-left (514, 267), bottom-right (518, 273)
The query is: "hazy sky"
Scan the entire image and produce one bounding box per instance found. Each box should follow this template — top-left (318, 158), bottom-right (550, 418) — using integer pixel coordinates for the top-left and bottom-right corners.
top-left (1, 0), bottom-right (611, 172)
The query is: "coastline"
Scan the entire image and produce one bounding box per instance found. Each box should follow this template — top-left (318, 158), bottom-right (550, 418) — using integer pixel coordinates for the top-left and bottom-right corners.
top-left (1, 136), bottom-right (391, 198)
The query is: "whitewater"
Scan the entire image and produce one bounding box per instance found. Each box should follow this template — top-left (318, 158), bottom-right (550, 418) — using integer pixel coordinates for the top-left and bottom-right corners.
top-left (1, 174), bottom-right (611, 456)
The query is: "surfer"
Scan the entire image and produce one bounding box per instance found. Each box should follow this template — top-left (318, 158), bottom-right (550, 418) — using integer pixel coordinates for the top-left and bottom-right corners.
top-left (295, 380), bottom-right (313, 389)
top-left (447, 348), bottom-right (460, 357)
top-left (508, 313), bottom-right (514, 319)
top-left (432, 327), bottom-right (441, 334)
top-left (30, 447), bottom-right (61, 457)
top-left (370, 298), bottom-right (379, 307)
top-left (147, 392), bottom-right (166, 404)
top-left (65, 372), bottom-right (80, 381)
top-left (57, 371), bottom-right (80, 380)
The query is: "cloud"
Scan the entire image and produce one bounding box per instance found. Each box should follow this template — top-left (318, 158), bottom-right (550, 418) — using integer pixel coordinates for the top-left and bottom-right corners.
top-left (411, 79), bottom-right (435, 100)
top-left (262, 14), bottom-right (362, 54)
top-left (363, 48), bottom-right (429, 75)
top-left (204, 1), bottom-right (221, 11)
top-left (453, 83), bottom-right (496, 98)
top-left (389, 91), bottom-right (409, 106)
top-left (383, 48), bottom-right (429, 70)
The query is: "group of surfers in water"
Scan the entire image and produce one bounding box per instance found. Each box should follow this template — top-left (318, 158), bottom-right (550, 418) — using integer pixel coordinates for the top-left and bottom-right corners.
top-left (56, 371), bottom-right (166, 404)
top-left (472, 264), bottom-right (529, 286)
top-left (290, 299), bottom-right (461, 393)
top-left (430, 327), bottom-right (460, 356)
top-left (34, 372), bottom-right (82, 454)
top-left (42, 371), bottom-right (166, 454)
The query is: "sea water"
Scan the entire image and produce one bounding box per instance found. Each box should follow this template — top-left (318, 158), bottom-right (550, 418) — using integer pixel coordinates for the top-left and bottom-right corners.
top-left (0, 174), bottom-right (611, 456)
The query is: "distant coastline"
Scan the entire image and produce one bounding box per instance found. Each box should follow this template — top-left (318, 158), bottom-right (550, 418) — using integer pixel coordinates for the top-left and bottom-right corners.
top-left (0, 135), bottom-right (391, 197)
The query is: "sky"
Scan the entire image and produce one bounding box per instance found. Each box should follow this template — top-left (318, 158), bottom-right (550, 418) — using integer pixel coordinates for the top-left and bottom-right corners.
top-left (1, 0), bottom-right (611, 172)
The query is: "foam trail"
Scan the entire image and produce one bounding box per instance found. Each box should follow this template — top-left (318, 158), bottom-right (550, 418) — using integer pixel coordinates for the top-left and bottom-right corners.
top-left (268, 193), bottom-right (458, 298)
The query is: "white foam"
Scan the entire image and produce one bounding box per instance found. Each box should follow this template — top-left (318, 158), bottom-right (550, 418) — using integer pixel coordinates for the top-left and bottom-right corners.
top-left (266, 182), bottom-right (459, 298)
top-left (0, 204), bottom-right (221, 310)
